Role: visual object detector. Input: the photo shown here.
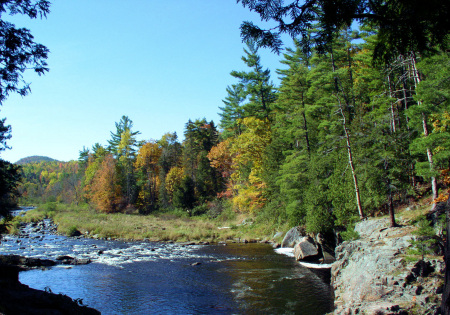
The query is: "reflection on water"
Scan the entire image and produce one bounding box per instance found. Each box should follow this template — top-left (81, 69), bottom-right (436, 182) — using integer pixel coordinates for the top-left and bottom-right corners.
top-left (2, 222), bottom-right (333, 314)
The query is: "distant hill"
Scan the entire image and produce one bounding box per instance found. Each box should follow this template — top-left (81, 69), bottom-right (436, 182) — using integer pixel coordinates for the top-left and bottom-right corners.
top-left (15, 156), bottom-right (58, 165)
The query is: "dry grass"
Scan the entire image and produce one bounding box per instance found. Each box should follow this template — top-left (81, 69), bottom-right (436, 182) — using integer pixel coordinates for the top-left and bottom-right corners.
top-left (11, 203), bottom-right (277, 243)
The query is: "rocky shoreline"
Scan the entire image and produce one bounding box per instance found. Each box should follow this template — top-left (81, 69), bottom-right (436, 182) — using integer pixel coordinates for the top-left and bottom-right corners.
top-left (331, 218), bottom-right (444, 314)
top-left (281, 216), bottom-right (445, 314)
top-left (0, 219), bottom-right (100, 314)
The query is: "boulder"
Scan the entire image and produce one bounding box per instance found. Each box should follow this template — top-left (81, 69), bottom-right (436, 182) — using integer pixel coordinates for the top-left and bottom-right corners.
top-left (56, 256), bottom-right (91, 265)
top-left (0, 255), bottom-right (56, 270)
top-left (294, 236), bottom-right (321, 261)
top-left (281, 226), bottom-right (306, 248)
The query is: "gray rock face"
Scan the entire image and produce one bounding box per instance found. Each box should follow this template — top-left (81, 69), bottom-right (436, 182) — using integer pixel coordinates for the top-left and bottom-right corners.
top-left (281, 226), bottom-right (306, 248)
top-left (331, 217), bottom-right (443, 314)
top-left (294, 236), bottom-right (320, 261)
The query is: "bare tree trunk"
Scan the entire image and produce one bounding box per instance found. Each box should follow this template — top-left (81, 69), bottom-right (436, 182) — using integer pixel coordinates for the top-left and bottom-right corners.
top-left (331, 51), bottom-right (365, 220)
top-left (301, 92), bottom-right (311, 154)
top-left (387, 74), bottom-right (397, 133)
top-left (411, 53), bottom-right (438, 202)
top-left (337, 96), bottom-right (365, 219)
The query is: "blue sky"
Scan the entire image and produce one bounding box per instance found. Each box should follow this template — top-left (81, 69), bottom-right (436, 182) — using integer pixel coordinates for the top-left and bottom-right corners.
top-left (1, 1), bottom-right (292, 163)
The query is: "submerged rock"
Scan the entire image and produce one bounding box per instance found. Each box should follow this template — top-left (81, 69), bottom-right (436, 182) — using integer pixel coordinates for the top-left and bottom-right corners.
top-left (56, 255), bottom-right (91, 266)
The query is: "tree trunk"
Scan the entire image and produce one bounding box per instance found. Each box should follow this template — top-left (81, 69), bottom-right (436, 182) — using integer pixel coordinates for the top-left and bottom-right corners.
top-left (388, 178), bottom-right (396, 227)
top-left (301, 92), bottom-right (311, 154)
top-left (441, 193), bottom-right (450, 314)
top-left (411, 53), bottom-right (438, 202)
top-left (331, 51), bottom-right (365, 220)
top-left (338, 96), bottom-right (365, 220)
top-left (387, 74), bottom-right (397, 133)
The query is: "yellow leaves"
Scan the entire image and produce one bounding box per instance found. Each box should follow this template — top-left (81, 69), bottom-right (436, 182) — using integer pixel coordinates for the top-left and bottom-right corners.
top-left (165, 167), bottom-right (184, 199)
top-left (134, 141), bottom-right (162, 173)
top-left (231, 117), bottom-right (271, 180)
top-left (227, 117), bottom-right (271, 213)
top-left (232, 184), bottom-right (266, 213)
top-left (431, 111), bottom-right (450, 133)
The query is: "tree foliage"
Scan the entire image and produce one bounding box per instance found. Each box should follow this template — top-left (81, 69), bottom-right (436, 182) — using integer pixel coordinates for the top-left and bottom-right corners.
top-left (238, 0), bottom-right (449, 62)
top-left (0, 0), bottom-right (50, 104)
top-left (15, 23), bottom-right (450, 240)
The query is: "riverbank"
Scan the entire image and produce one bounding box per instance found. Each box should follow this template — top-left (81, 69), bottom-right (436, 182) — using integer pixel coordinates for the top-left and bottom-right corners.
top-left (331, 207), bottom-right (446, 314)
top-left (10, 203), bottom-right (288, 244)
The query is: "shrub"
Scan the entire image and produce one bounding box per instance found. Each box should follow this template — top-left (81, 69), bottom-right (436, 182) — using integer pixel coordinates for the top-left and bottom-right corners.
top-left (67, 225), bottom-right (81, 237)
top-left (408, 216), bottom-right (437, 260)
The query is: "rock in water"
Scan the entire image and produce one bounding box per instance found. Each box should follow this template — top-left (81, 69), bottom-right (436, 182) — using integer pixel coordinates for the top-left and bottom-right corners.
top-left (281, 226), bottom-right (306, 248)
top-left (294, 236), bottom-right (320, 261)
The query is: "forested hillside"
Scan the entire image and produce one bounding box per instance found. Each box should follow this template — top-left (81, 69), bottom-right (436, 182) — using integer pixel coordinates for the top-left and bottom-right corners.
top-left (18, 29), bottom-right (450, 236)
top-left (16, 156), bottom-right (57, 165)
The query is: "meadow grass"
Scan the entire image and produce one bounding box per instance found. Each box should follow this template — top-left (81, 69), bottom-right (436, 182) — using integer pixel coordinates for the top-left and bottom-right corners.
top-left (10, 202), bottom-right (279, 243)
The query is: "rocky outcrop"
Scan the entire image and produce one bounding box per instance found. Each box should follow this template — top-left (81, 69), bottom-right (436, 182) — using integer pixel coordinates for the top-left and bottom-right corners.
top-left (331, 218), bottom-right (444, 314)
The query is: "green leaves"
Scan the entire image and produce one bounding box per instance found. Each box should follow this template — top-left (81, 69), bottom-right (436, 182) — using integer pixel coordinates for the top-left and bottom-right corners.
top-left (408, 216), bottom-right (438, 260)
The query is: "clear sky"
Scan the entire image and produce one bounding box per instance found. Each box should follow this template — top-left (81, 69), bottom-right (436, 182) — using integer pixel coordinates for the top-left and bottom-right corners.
top-left (1, 1), bottom-right (292, 163)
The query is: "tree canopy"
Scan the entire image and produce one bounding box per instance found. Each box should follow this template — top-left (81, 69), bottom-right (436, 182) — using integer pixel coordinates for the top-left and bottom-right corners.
top-left (0, 0), bottom-right (50, 104)
top-left (238, 0), bottom-right (449, 62)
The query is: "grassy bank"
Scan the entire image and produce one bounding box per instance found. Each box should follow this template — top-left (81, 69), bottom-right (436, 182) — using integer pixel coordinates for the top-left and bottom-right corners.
top-left (10, 202), bottom-right (289, 243)
top-left (9, 195), bottom-right (438, 245)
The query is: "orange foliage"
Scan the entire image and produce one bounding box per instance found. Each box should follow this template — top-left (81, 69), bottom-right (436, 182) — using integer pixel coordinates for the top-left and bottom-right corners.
top-left (89, 154), bottom-right (124, 213)
top-left (434, 168), bottom-right (450, 203)
top-left (207, 139), bottom-right (233, 178)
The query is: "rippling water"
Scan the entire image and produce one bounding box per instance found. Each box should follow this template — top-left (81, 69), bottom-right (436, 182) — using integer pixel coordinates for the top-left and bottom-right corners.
top-left (1, 219), bottom-right (333, 314)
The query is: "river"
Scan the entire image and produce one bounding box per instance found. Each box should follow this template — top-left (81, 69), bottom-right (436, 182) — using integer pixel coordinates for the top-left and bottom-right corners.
top-left (0, 214), bottom-right (333, 314)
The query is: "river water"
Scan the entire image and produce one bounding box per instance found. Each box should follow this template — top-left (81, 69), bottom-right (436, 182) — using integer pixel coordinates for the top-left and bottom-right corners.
top-left (0, 215), bottom-right (333, 314)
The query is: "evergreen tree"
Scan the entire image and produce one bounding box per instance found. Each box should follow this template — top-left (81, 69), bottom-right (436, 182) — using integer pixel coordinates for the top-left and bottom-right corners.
top-left (229, 41), bottom-right (277, 120)
top-left (183, 119), bottom-right (219, 202)
top-left (219, 84), bottom-right (245, 139)
top-left (238, 0), bottom-right (449, 62)
top-left (107, 116), bottom-right (140, 206)
top-left (107, 115), bottom-right (140, 157)
top-left (173, 176), bottom-right (196, 212)
top-left (409, 50), bottom-right (450, 202)
top-left (158, 132), bottom-right (182, 208)
top-left (0, 117), bottom-right (20, 232)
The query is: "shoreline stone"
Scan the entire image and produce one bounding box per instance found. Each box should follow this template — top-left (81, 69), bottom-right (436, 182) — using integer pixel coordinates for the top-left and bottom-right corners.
top-left (331, 217), bottom-right (444, 314)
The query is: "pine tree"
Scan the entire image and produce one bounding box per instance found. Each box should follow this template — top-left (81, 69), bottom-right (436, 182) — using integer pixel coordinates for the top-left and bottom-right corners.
top-left (229, 41), bottom-right (277, 120)
top-left (219, 84), bottom-right (245, 139)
